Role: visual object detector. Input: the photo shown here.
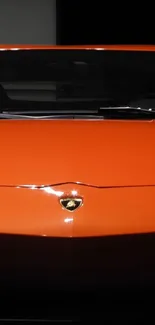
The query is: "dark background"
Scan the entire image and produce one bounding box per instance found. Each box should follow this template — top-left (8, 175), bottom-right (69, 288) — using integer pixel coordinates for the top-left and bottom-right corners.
top-left (0, 0), bottom-right (56, 44)
top-left (56, 1), bottom-right (151, 45)
top-left (0, 0), bottom-right (153, 45)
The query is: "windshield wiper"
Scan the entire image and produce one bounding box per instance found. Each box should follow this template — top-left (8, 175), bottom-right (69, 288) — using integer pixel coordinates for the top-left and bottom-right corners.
top-left (100, 106), bottom-right (155, 112)
top-left (1, 106), bottom-right (155, 120)
top-left (0, 113), bottom-right (36, 120)
top-left (0, 112), bottom-right (104, 120)
top-left (98, 106), bottom-right (155, 119)
top-left (99, 106), bottom-right (155, 115)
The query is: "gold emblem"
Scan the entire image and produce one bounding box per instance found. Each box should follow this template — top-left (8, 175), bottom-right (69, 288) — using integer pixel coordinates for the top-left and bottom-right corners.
top-left (60, 197), bottom-right (83, 212)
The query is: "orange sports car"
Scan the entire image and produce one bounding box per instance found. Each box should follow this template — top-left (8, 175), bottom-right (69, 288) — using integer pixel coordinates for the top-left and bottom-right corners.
top-left (1, 45), bottom-right (155, 299)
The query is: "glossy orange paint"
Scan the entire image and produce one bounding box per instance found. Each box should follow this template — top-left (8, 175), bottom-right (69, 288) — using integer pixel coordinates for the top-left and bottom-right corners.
top-left (0, 44), bottom-right (155, 51)
top-left (0, 119), bottom-right (155, 237)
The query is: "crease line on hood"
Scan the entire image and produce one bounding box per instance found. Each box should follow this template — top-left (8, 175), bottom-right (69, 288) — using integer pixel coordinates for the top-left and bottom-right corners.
top-left (0, 181), bottom-right (155, 189)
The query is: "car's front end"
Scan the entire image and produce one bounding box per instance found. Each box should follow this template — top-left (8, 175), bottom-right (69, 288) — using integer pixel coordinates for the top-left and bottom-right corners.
top-left (0, 45), bottom-right (155, 319)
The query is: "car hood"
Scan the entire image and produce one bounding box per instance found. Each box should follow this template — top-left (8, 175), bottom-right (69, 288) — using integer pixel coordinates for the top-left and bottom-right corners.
top-left (0, 119), bottom-right (155, 187)
top-left (0, 119), bottom-right (155, 237)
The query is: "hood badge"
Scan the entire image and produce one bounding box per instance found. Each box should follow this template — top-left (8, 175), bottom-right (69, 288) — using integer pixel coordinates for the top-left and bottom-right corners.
top-left (60, 197), bottom-right (83, 212)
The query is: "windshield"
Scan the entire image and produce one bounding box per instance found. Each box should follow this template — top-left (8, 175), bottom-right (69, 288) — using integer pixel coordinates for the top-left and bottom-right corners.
top-left (1, 48), bottom-right (155, 118)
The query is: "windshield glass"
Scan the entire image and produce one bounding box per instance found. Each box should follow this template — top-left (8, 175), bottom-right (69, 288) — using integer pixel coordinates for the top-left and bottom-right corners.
top-left (0, 48), bottom-right (155, 116)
